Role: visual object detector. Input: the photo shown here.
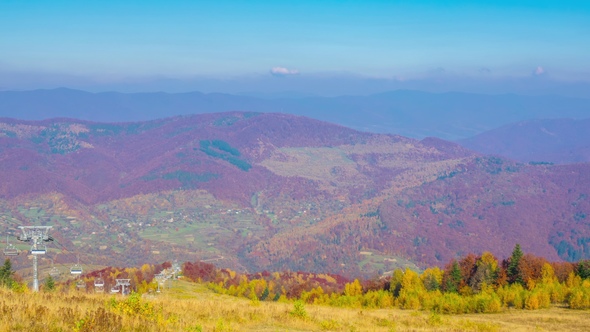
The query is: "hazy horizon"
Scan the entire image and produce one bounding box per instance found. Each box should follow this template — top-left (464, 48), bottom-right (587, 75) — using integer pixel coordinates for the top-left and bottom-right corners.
top-left (1, 1), bottom-right (589, 97)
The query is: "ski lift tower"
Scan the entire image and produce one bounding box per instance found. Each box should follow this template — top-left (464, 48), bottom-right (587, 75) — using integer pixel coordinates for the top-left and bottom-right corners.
top-left (115, 279), bottom-right (131, 295)
top-left (154, 273), bottom-right (166, 293)
top-left (172, 260), bottom-right (181, 277)
top-left (17, 226), bottom-right (53, 292)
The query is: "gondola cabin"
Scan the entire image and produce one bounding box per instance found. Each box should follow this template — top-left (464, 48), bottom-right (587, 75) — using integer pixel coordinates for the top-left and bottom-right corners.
top-left (70, 264), bottom-right (83, 275)
top-left (94, 277), bottom-right (104, 287)
top-left (3, 245), bottom-right (18, 256)
top-left (49, 267), bottom-right (60, 278)
top-left (31, 248), bottom-right (46, 255)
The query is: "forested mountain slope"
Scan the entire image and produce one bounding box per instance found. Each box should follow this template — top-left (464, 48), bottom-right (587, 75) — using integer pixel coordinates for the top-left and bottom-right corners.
top-left (1, 112), bottom-right (589, 277)
top-left (459, 118), bottom-right (590, 164)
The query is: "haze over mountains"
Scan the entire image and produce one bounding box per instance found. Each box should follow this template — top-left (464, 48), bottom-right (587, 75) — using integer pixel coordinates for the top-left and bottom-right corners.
top-left (460, 118), bottom-right (590, 164)
top-left (2, 88), bottom-right (589, 140)
top-left (2, 112), bottom-right (590, 278)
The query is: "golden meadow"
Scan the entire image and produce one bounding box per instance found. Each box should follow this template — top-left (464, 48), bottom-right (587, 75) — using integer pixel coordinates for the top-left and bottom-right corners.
top-left (2, 245), bottom-right (590, 331)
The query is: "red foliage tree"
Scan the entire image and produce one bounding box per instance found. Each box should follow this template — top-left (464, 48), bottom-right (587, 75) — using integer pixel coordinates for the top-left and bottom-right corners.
top-left (518, 254), bottom-right (548, 284)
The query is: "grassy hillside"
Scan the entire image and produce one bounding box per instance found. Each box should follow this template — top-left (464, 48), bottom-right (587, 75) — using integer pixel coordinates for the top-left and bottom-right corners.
top-left (2, 280), bottom-right (590, 332)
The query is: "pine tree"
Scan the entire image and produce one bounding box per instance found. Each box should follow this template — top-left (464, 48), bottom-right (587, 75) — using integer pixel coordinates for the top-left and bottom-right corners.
top-left (443, 261), bottom-right (462, 293)
top-left (577, 260), bottom-right (590, 279)
top-left (44, 275), bottom-right (55, 291)
top-left (508, 244), bottom-right (524, 284)
top-left (260, 287), bottom-right (270, 301)
top-left (0, 259), bottom-right (14, 287)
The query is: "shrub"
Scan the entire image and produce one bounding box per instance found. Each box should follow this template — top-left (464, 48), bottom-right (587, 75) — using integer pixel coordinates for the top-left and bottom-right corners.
top-left (429, 292), bottom-right (468, 314)
top-left (471, 292), bottom-right (503, 313)
top-left (568, 281), bottom-right (590, 309)
top-left (328, 294), bottom-right (362, 308)
top-left (291, 300), bottom-right (307, 319)
top-left (497, 283), bottom-right (525, 309)
top-left (427, 312), bottom-right (443, 326)
top-left (361, 290), bottom-right (394, 308)
top-left (319, 319), bottom-right (341, 330)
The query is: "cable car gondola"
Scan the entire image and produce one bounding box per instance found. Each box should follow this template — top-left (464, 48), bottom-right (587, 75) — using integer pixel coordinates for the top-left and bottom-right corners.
top-left (3, 246), bottom-right (18, 256)
top-left (70, 255), bottom-right (83, 275)
top-left (70, 264), bottom-right (82, 275)
top-left (4, 235), bottom-right (19, 256)
top-left (49, 259), bottom-right (61, 278)
top-left (94, 273), bottom-right (105, 293)
top-left (70, 264), bottom-right (83, 275)
top-left (76, 280), bottom-right (86, 289)
top-left (31, 244), bottom-right (47, 255)
top-left (94, 277), bottom-right (104, 287)
top-left (110, 286), bottom-right (120, 294)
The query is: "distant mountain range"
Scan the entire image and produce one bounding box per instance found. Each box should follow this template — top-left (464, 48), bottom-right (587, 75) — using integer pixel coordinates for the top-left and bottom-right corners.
top-left (2, 88), bottom-right (589, 140)
top-left (458, 118), bottom-right (590, 164)
top-left (2, 112), bottom-right (590, 278)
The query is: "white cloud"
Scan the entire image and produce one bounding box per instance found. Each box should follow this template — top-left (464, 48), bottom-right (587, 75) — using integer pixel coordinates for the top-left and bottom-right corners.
top-left (534, 66), bottom-right (545, 76)
top-left (479, 67), bottom-right (492, 75)
top-left (270, 67), bottom-right (299, 77)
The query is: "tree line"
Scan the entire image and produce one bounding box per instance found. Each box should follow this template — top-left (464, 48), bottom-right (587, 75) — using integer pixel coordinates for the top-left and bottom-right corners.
top-left (185, 244), bottom-right (590, 313)
top-left (4, 244), bottom-right (590, 313)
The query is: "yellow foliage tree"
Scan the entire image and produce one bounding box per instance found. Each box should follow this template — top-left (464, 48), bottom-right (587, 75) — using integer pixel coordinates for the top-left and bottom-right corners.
top-left (541, 263), bottom-right (556, 283)
top-left (397, 269), bottom-right (425, 310)
top-left (421, 267), bottom-right (443, 291)
top-left (344, 279), bottom-right (363, 297)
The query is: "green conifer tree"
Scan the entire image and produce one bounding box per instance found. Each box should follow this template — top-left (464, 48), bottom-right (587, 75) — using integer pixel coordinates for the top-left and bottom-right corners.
top-left (0, 259), bottom-right (14, 287)
top-left (444, 261), bottom-right (462, 293)
top-left (577, 260), bottom-right (590, 279)
top-left (44, 275), bottom-right (56, 291)
top-left (508, 244), bottom-right (524, 284)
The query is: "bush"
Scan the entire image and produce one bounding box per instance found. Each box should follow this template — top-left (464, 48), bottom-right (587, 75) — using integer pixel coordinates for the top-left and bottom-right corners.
top-left (428, 292), bottom-right (468, 314)
top-left (108, 292), bottom-right (158, 319)
top-left (568, 281), bottom-right (590, 309)
top-left (327, 294), bottom-right (362, 308)
top-left (397, 290), bottom-right (422, 310)
top-left (525, 291), bottom-right (550, 310)
top-left (361, 290), bottom-right (394, 308)
top-left (471, 292), bottom-right (503, 313)
top-left (291, 300), bottom-right (307, 319)
top-left (497, 283), bottom-right (525, 309)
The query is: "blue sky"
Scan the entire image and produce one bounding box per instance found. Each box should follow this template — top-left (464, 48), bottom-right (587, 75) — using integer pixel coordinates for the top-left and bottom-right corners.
top-left (1, 1), bottom-right (589, 95)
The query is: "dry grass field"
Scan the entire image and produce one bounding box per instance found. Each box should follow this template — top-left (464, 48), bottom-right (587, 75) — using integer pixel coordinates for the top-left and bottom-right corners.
top-left (1, 280), bottom-right (589, 331)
